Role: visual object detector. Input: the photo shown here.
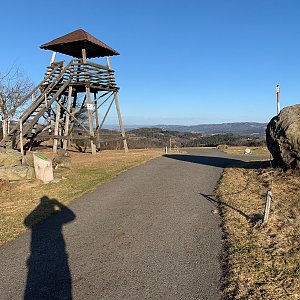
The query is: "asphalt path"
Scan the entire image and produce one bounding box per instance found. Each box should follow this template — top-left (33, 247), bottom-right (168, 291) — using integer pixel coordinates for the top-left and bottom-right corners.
top-left (0, 149), bottom-right (254, 300)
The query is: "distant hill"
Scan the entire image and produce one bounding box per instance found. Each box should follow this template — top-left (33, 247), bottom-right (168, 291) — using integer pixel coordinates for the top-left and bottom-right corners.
top-left (106, 122), bottom-right (267, 137)
top-left (154, 122), bottom-right (267, 137)
top-left (126, 127), bottom-right (265, 149)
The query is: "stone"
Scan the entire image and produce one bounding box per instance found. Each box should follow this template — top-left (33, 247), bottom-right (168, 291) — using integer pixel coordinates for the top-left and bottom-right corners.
top-left (0, 166), bottom-right (35, 181)
top-left (0, 149), bottom-right (22, 167)
top-left (217, 144), bottom-right (228, 150)
top-left (0, 148), bottom-right (20, 155)
top-left (33, 153), bottom-right (54, 183)
top-left (53, 149), bottom-right (71, 169)
top-left (22, 155), bottom-right (34, 167)
top-left (266, 104), bottom-right (300, 169)
top-left (244, 148), bottom-right (251, 154)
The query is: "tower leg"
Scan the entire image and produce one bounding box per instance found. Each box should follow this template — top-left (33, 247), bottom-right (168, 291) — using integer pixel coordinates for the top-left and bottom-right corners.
top-left (94, 92), bottom-right (101, 151)
top-left (53, 97), bottom-right (61, 153)
top-left (85, 86), bottom-right (96, 154)
top-left (114, 92), bottom-right (128, 153)
top-left (63, 86), bottom-right (73, 150)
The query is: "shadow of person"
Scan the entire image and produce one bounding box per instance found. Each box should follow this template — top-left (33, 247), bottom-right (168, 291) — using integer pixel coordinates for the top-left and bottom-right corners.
top-left (24, 196), bottom-right (76, 300)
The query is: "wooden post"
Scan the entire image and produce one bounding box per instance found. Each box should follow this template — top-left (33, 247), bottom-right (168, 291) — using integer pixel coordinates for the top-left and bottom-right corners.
top-left (94, 92), bottom-right (100, 151)
top-left (69, 91), bottom-right (77, 146)
top-left (49, 51), bottom-right (56, 66)
top-left (53, 98), bottom-right (61, 152)
top-left (276, 85), bottom-right (280, 115)
top-left (82, 49), bottom-right (87, 63)
top-left (86, 86), bottom-right (96, 154)
top-left (63, 86), bottom-right (73, 150)
top-left (106, 56), bottom-right (128, 152)
top-left (82, 48), bottom-right (96, 154)
top-left (114, 92), bottom-right (128, 152)
top-left (2, 118), bottom-right (7, 138)
top-left (19, 119), bottom-right (24, 158)
top-left (263, 190), bottom-right (272, 224)
top-left (106, 56), bottom-right (111, 69)
top-left (99, 99), bottom-right (114, 130)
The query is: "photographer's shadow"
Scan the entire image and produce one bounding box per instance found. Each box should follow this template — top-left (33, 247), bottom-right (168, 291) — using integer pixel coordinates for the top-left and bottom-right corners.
top-left (24, 196), bottom-right (76, 300)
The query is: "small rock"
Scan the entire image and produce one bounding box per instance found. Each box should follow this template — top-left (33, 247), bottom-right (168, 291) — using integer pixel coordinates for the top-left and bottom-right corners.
top-left (49, 178), bottom-right (61, 184)
top-left (53, 149), bottom-right (71, 169)
top-left (244, 148), bottom-right (251, 155)
top-left (217, 144), bottom-right (228, 150)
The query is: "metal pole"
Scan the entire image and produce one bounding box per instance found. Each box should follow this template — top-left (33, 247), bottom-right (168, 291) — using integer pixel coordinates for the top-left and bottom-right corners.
top-left (276, 85), bottom-right (280, 115)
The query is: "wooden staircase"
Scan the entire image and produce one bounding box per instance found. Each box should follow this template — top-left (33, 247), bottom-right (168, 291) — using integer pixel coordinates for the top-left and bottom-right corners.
top-left (0, 62), bottom-right (71, 148)
top-left (0, 57), bottom-right (126, 153)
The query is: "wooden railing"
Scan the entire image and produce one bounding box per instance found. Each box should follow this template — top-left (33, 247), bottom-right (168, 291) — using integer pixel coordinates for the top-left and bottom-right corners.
top-left (43, 59), bottom-right (117, 89)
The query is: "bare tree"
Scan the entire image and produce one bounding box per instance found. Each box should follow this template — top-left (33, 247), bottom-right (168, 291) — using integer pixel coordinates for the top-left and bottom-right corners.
top-left (0, 67), bottom-right (34, 138)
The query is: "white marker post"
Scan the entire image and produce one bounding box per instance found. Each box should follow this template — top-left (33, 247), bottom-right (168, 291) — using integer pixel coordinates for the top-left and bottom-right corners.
top-left (276, 85), bottom-right (280, 115)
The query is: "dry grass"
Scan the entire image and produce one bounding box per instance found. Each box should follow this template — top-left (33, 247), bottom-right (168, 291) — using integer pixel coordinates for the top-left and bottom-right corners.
top-left (0, 149), bottom-right (162, 245)
top-left (223, 146), bottom-right (270, 156)
top-left (215, 160), bottom-right (300, 299)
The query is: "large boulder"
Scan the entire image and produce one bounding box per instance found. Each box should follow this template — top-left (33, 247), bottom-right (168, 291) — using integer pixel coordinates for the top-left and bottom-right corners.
top-left (0, 166), bottom-right (35, 181)
top-left (0, 148), bottom-right (22, 167)
top-left (266, 104), bottom-right (300, 169)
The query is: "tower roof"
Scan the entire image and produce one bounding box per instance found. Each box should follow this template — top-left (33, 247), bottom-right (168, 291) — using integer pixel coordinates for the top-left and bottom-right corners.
top-left (40, 29), bottom-right (119, 58)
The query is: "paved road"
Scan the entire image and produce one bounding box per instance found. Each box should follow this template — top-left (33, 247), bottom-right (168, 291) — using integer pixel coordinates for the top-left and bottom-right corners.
top-left (0, 150), bottom-right (247, 300)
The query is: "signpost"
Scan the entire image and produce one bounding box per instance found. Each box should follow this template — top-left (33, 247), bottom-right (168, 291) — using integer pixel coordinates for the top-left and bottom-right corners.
top-left (276, 85), bottom-right (280, 115)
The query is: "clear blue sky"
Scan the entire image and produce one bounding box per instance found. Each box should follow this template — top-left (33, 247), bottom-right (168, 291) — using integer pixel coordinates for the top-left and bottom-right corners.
top-left (1, 0), bottom-right (300, 125)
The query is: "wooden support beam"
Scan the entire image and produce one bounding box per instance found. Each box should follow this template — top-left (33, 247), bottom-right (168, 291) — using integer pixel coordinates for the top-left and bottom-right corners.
top-left (106, 56), bottom-right (111, 69)
top-left (95, 92), bottom-right (113, 112)
top-left (82, 49), bottom-right (87, 63)
top-left (50, 51), bottom-right (57, 66)
top-left (19, 119), bottom-right (24, 158)
top-left (63, 86), bottom-right (73, 150)
top-left (105, 57), bottom-right (128, 152)
top-left (85, 86), bottom-right (96, 154)
top-left (94, 92), bottom-right (101, 151)
top-left (99, 98), bottom-right (114, 131)
top-left (53, 97), bottom-right (62, 153)
top-left (114, 92), bottom-right (128, 153)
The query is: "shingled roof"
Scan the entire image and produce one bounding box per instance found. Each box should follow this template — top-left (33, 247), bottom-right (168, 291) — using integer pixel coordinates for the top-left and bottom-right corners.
top-left (40, 29), bottom-right (119, 58)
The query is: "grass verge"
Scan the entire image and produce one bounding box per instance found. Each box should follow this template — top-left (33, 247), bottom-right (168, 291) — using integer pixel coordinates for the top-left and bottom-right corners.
top-left (222, 146), bottom-right (270, 156)
top-left (215, 159), bottom-right (300, 299)
top-left (0, 149), bottom-right (162, 245)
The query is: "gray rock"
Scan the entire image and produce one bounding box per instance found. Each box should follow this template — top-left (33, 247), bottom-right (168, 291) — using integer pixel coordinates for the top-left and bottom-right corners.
top-left (0, 166), bottom-right (35, 181)
top-left (266, 104), bottom-right (300, 169)
top-left (53, 149), bottom-right (71, 169)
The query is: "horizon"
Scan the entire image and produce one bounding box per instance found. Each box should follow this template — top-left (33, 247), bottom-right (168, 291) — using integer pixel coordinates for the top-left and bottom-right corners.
top-left (105, 121), bottom-right (267, 128)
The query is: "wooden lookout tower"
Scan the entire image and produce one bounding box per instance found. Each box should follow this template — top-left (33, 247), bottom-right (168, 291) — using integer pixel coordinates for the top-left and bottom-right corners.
top-left (0, 29), bottom-right (128, 154)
